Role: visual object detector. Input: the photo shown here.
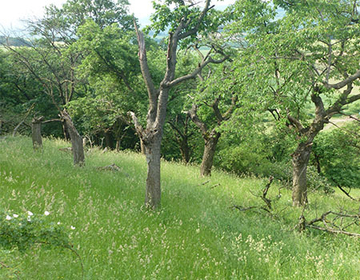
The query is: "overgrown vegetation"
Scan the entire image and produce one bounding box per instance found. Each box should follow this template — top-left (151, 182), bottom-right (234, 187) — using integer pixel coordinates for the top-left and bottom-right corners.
top-left (1, 136), bottom-right (360, 279)
top-left (1, 0), bottom-right (360, 277)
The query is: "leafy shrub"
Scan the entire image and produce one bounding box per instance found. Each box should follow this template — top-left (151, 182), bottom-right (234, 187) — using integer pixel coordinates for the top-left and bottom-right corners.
top-left (0, 209), bottom-right (78, 277)
top-left (0, 210), bottom-right (71, 252)
top-left (313, 123), bottom-right (360, 188)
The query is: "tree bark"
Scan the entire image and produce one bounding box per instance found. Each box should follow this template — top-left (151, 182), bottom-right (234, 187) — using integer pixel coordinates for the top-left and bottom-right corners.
top-left (104, 129), bottom-right (112, 149)
top-left (291, 142), bottom-right (312, 206)
top-left (179, 138), bottom-right (191, 163)
top-left (61, 120), bottom-right (70, 141)
top-left (60, 110), bottom-right (85, 166)
top-left (140, 137), bottom-right (146, 155)
top-left (200, 131), bottom-right (220, 176)
top-left (144, 135), bottom-right (162, 207)
top-left (31, 116), bottom-right (44, 150)
top-left (116, 139), bottom-right (121, 152)
top-left (289, 90), bottom-right (331, 206)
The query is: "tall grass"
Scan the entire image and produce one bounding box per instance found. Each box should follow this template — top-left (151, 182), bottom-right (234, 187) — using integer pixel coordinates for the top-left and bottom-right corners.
top-left (1, 136), bottom-right (360, 279)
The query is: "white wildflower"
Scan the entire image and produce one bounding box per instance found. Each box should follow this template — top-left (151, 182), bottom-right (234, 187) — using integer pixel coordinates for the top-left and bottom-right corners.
top-left (5, 215), bottom-right (12, 220)
top-left (27, 216), bottom-right (31, 222)
top-left (71, 226), bottom-right (76, 230)
top-left (57, 222), bottom-right (61, 225)
top-left (27, 211), bottom-right (33, 216)
top-left (13, 214), bottom-right (19, 218)
top-left (44, 211), bottom-right (50, 216)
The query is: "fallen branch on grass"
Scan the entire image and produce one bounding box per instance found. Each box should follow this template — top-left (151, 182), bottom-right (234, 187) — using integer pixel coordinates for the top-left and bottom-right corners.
top-left (199, 180), bottom-right (210, 186)
top-left (297, 210), bottom-right (360, 237)
top-left (232, 205), bottom-right (271, 213)
top-left (97, 163), bottom-right (122, 172)
top-left (210, 183), bottom-right (221, 189)
top-left (97, 164), bottom-right (130, 177)
top-left (232, 176), bottom-right (277, 214)
top-left (59, 147), bottom-right (72, 152)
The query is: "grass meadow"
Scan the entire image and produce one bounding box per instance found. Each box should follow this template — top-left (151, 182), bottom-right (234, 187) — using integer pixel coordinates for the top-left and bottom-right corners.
top-left (1, 136), bottom-right (360, 279)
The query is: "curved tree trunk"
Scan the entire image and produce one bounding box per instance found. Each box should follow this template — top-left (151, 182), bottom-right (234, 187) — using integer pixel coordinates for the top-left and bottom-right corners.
top-left (31, 116), bottom-right (44, 150)
top-left (292, 142), bottom-right (312, 206)
top-left (200, 132), bottom-right (220, 177)
top-left (61, 110), bottom-right (85, 166)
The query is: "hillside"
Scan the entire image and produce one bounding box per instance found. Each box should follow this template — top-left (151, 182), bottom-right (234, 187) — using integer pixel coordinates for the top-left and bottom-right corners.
top-left (1, 136), bottom-right (360, 279)
top-left (0, 36), bottom-right (29, 47)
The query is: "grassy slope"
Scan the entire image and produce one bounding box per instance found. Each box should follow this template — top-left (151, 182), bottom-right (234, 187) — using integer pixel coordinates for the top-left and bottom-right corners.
top-left (0, 136), bottom-right (360, 279)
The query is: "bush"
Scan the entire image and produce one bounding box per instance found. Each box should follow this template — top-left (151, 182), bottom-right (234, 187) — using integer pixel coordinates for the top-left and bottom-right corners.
top-left (313, 123), bottom-right (360, 188)
top-left (0, 209), bottom-right (77, 277)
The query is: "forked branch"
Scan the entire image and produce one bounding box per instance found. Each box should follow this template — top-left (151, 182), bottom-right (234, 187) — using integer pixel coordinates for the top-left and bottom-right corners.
top-left (305, 211), bottom-right (360, 237)
top-left (232, 176), bottom-right (277, 214)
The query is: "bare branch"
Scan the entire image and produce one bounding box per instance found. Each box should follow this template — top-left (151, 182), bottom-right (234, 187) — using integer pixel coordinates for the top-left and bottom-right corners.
top-left (168, 56), bottom-right (228, 88)
top-left (337, 185), bottom-right (359, 201)
top-left (323, 69), bottom-right (360, 89)
top-left (127, 111), bottom-right (144, 138)
top-left (307, 225), bottom-right (360, 237)
top-left (12, 104), bottom-right (35, 136)
top-left (326, 83), bottom-right (354, 116)
top-left (134, 20), bottom-right (158, 123)
top-left (212, 97), bottom-right (223, 123)
top-left (178, 0), bottom-right (212, 40)
top-left (232, 176), bottom-right (276, 214)
top-left (187, 104), bottom-right (208, 137)
top-left (287, 114), bottom-right (304, 132)
top-left (223, 94), bottom-right (238, 120)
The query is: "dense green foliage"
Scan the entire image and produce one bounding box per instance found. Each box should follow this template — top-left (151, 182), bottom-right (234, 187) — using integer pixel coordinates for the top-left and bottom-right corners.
top-left (1, 136), bottom-right (360, 278)
top-left (313, 123), bottom-right (360, 188)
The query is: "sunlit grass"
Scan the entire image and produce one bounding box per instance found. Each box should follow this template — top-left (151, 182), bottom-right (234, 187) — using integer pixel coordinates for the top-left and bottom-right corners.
top-left (1, 136), bottom-right (360, 279)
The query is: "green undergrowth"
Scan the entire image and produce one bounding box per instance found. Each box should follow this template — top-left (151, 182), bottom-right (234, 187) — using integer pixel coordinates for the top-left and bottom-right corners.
top-left (1, 136), bottom-right (360, 279)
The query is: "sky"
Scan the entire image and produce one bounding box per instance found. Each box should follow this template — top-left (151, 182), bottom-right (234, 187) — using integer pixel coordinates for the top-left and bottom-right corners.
top-left (0, 0), bottom-right (235, 32)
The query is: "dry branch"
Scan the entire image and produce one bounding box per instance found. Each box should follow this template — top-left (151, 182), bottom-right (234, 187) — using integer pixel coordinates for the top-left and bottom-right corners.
top-left (97, 164), bottom-right (130, 177)
top-left (12, 104), bottom-right (35, 136)
top-left (210, 183), bottom-right (221, 189)
top-left (297, 210), bottom-right (360, 237)
top-left (97, 163), bottom-right (122, 172)
top-left (232, 176), bottom-right (276, 214)
top-left (337, 185), bottom-right (359, 201)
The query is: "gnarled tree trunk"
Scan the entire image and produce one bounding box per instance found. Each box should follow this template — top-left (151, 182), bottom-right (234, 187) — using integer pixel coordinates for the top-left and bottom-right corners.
top-left (188, 98), bottom-right (237, 177)
top-left (289, 92), bottom-right (330, 206)
top-left (31, 116), bottom-right (44, 150)
top-left (200, 131), bottom-right (220, 177)
top-left (291, 142), bottom-right (312, 206)
top-left (60, 110), bottom-right (84, 166)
